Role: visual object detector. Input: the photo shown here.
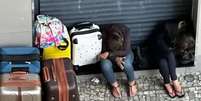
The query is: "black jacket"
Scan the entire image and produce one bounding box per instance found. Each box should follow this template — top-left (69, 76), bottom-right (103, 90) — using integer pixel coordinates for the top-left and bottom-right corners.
top-left (151, 20), bottom-right (178, 58)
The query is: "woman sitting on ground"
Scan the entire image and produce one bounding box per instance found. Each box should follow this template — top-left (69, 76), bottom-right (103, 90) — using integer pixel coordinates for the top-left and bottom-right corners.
top-left (151, 20), bottom-right (186, 98)
top-left (99, 24), bottom-right (137, 97)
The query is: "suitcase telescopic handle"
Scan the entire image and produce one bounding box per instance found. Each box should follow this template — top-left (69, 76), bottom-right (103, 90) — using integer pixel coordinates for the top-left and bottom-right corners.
top-left (74, 22), bottom-right (93, 30)
top-left (43, 67), bottom-right (51, 81)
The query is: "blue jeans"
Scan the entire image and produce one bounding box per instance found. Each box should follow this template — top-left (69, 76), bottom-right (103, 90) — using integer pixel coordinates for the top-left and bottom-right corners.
top-left (100, 51), bottom-right (135, 85)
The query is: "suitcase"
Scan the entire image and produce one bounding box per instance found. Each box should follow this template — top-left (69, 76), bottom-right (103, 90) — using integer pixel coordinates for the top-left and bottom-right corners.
top-left (42, 58), bottom-right (79, 101)
top-left (0, 47), bottom-right (40, 73)
top-left (70, 22), bottom-right (102, 66)
top-left (0, 71), bottom-right (41, 101)
top-left (0, 0), bottom-right (33, 47)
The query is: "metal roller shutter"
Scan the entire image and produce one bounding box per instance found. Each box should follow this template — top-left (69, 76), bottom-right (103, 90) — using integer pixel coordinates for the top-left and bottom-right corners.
top-left (39, 0), bottom-right (192, 46)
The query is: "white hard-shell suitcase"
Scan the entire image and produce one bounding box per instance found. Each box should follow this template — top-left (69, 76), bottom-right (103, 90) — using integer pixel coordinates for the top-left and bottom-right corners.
top-left (70, 22), bottom-right (102, 66)
top-left (0, 72), bottom-right (41, 101)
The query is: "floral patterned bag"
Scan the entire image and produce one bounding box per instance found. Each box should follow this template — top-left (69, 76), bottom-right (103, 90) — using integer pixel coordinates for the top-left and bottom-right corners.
top-left (35, 15), bottom-right (70, 49)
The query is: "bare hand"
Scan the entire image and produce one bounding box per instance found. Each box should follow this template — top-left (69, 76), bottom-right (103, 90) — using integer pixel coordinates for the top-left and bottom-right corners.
top-left (115, 57), bottom-right (124, 67)
top-left (99, 52), bottom-right (109, 60)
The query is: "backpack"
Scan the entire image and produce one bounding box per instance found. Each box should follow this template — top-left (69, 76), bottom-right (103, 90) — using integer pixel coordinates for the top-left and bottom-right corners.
top-left (35, 15), bottom-right (70, 49)
top-left (165, 20), bottom-right (195, 65)
top-left (175, 34), bottom-right (195, 65)
top-left (151, 19), bottom-right (195, 66)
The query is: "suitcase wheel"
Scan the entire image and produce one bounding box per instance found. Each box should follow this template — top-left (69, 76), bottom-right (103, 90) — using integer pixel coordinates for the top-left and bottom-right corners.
top-left (73, 39), bottom-right (78, 44)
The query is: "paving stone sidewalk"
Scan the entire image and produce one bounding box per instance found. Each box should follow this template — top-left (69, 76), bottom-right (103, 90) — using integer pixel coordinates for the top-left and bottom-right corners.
top-left (77, 71), bottom-right (201, 101)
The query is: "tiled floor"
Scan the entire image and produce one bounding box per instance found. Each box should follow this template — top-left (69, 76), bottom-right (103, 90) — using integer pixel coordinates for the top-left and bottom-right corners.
top-left (77, 72), bottom-right (201, 101)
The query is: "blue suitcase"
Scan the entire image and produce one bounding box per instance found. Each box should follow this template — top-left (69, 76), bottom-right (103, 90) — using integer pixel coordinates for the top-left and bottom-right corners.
top-left (0, 47), bottom-right (40, 73)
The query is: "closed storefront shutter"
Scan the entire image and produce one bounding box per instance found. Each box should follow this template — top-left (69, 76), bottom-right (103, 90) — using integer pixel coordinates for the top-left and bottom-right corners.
top-left (39, 0), bottom-right (192, 47)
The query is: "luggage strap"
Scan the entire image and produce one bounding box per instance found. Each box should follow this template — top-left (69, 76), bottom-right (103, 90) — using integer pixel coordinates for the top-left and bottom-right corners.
top-left (0, 54), bottom-right (40, 61)
top-left (53, 59), bottom-right (69, 101)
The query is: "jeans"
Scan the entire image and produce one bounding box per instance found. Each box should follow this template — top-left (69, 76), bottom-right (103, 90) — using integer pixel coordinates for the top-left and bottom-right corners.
top-left (158, 52), bottom-right (177, 84)
top-left (100, 51), bottom-right (135, 85)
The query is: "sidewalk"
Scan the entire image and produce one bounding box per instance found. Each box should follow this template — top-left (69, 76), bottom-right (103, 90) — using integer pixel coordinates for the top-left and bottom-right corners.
top-left (77, 71), bottom-right (201, 101)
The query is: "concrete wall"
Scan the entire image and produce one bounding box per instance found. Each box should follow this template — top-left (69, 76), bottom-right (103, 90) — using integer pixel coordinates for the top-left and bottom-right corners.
top-left (0, 0), bottom-right (33, 47)
top-left (195, 0), bottom-right (201, 68)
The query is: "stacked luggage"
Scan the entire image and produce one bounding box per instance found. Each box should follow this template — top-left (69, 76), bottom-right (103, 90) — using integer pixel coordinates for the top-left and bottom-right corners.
top-left (0, 3), bottom-right (41, 100)
top-left (0, 12), bottom-right (104, 100)
top-left (0, 47), bottom-right (42, 101)
top-left (35, 15), bottom-right (80, 101)
top-left (34, 16), bottom-right (103, 101)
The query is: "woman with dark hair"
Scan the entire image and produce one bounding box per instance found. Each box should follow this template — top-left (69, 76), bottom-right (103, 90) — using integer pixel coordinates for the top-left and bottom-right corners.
top-left (151, 20), bottom-right (186, 98)
top-left (99, 24), bottom-right (137, 97)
